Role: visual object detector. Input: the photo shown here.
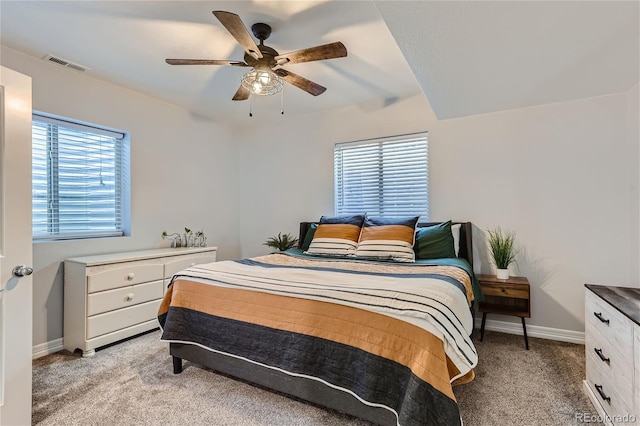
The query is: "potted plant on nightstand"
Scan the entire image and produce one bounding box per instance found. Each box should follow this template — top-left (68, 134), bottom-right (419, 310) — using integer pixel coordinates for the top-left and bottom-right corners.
top-left (264, 232), bottom-right (299, 252)
top-left (487, 227), bottom-right (518, 279)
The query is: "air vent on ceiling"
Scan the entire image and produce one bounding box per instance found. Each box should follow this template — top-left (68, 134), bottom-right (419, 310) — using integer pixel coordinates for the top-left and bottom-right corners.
top-left (42, 54), bottom-right (90, 73)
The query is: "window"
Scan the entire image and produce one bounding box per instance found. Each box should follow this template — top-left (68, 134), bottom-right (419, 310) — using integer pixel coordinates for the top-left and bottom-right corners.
top-left (32, 113), bottom-right (130, 240)
top-left (334, 132), bottom-right (429, 218)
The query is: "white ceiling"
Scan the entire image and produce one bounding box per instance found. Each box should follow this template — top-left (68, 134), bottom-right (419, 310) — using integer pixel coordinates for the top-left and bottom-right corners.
top-left (376, 0), bottom-right (640, 119)
top-left (0, 0), bottom-right (421, 123)
top-left (1, 1), bottom-right (638, 123)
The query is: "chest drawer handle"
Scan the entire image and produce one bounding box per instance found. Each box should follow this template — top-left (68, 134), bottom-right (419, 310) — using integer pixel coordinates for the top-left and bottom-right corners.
top-left (594, 348), bottom-right (610, 364)
top-left (127, 273), bottom-right (135, 281)
top-left (126, 293), bottom-right (135, 302)
top-left (594, 384), bottom-right (611, 404)
top-left (593, 312), bottom-right (609, 325)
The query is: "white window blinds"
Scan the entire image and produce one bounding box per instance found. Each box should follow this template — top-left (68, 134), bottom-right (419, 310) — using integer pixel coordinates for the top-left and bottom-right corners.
top-left (334, 132), bottom-right (429, 219)
top-left (32, 114), bottom-right (126, 240)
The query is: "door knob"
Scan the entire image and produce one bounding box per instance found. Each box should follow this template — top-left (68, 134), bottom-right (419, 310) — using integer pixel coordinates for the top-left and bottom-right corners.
top-left (12, 265), bottom-right (33, 277)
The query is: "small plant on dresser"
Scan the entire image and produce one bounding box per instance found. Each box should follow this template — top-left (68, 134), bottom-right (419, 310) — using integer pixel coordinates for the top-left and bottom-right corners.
top-left (162, 227), bottom-right (207, 247)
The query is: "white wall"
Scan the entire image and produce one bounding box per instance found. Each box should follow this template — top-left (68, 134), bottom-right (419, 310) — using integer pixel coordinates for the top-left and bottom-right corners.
top-left (237, 89), bottom-right (639, 334)
top-left (236, 93), bottom-right (437, 258)
top-left (0, 47), bottom-right (242, 347)
top-left (432, 93), bottom-right (636, 332)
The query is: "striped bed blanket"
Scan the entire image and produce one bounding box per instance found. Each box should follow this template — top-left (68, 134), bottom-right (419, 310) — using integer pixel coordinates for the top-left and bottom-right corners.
top-left (158, 252), bottom-right (478, 426)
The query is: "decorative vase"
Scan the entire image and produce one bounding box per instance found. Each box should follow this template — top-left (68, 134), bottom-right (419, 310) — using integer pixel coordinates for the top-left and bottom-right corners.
top-left (496, 268), bottom-right (509, 280)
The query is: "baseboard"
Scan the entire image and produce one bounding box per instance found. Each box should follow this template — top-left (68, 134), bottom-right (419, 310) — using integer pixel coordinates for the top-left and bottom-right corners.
top-left (32, 338), bottom-right (64, 359)
top-left (474, 316), bottom-right (585, 345)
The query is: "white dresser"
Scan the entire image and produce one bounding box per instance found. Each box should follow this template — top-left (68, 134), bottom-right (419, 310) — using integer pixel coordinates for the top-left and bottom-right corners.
top-left (584, 285), bottom-right (640, 426)
top-left (64, 247), bottom-right (217, 357)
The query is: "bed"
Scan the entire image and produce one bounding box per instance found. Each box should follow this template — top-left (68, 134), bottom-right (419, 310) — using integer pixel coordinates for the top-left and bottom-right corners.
top-left (158, 219), bottom-right (481, 426)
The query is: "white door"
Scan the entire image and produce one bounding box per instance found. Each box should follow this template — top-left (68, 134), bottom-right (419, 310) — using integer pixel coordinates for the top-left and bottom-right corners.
top-left (0, 66), bottom-right (33, 425)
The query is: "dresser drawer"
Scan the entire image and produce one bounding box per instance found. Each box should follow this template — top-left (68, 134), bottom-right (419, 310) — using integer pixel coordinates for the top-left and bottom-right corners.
top-left (586, 351), bottom-right (636, 423)
top-left (635, 325), bottom-right (640, 416)
top-left (86, 299), bottom-right (161, 339)
top-left (164, 254), bottom-right (216, 278)
top-left (87, 263), bottom-right (164, 293)
top-left (585, 320), bottom-right (633, 403)
top-left (87, 280), bottom-right (164, 316)
top-left (585, 290), bottom-right (634, 362)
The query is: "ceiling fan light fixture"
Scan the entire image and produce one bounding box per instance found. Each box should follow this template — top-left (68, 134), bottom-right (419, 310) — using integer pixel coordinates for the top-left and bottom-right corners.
top-left (241, 68), bottom-right (283, 96)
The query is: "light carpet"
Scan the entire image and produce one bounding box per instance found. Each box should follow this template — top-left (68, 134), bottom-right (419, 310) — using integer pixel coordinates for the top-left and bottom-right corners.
top-left (32, 329), bottom-right (600, 426)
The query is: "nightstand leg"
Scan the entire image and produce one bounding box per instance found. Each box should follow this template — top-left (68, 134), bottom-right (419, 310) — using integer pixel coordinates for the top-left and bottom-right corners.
top-left (480, 312), bottom-right (487, 342)
top-left (521, 317), bottom-right (529, 350)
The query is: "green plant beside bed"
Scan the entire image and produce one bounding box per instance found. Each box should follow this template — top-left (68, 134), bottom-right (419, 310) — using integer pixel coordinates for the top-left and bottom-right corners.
top-left (487, 227), bottom-right (518, 269)
top-left (264, 232), bottom-right (299, 252)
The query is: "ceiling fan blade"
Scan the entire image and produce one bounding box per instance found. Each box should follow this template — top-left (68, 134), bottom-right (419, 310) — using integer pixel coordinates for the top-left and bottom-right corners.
top-left (212, 11), bottom-right (263, 60)
top-left (232, 85), bottom-right (250, 101)
top-left (274, 69), bottom-right (326, 96)
top-left (166, 59), bottom-right (249, 66)
top-left (275, 42), bottom-right (347, 65)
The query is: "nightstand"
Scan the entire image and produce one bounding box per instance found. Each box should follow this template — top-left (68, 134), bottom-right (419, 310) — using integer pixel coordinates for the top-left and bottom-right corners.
top-left (476, 274), bottom-right (531, 349)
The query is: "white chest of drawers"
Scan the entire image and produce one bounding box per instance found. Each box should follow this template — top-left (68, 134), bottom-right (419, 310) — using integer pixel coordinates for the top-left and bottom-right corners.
top-left (584, 285), bottom-right (640, 426)
top-left (64, 247), bottom-right (217, 357)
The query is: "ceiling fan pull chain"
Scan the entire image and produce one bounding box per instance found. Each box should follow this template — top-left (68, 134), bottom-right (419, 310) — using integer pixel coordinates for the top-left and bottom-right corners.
top-left (281, 88), bottom-right (284, 115)
top-left (249, 95), bottom-right (253, 117)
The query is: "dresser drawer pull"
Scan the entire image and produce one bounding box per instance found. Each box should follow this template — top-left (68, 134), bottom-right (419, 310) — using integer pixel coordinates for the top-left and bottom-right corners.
top-left (127, 273), bottom-right (135, 281)
top-left (126, 293), bottom-right (134, 302)
top-left (593, 348), bottom-right (610, 364)
top-left (594, 384), bottom-right (611, 404)
top-left (593, 312), bottom-right (609, 325)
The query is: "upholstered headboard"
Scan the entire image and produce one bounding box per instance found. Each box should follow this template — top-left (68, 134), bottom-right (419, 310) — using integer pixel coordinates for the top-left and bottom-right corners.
top-left (298, 221), bottom-right (473, 268)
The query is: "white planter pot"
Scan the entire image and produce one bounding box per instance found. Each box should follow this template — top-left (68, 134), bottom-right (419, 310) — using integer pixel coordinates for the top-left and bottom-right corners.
top-left (496, 268), bottom-right (510, 280)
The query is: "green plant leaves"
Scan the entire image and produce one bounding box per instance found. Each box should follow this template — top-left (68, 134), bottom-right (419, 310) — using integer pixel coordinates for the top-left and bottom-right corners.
top-left (264, 232), bottom-right (299, 251)
top-left (487, 228), bottom-right (518, 269)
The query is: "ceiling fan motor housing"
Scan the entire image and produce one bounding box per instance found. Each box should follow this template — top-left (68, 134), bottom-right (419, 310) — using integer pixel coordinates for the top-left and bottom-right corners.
top-left (244, 44), bottom-right (278, 68)
top-left (251, 23), bottom-right (272, 41)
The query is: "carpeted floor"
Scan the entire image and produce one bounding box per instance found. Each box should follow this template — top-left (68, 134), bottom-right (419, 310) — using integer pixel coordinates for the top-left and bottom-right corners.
top-left (32, 329), bottom-right (600, 426)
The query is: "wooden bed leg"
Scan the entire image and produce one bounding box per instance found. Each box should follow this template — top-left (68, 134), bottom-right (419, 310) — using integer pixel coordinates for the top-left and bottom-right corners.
top-left (172, 356), bottom-right (183, 374)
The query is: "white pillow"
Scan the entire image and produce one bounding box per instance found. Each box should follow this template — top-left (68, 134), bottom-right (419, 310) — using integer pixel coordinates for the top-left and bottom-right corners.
top-left (452, 223), bottom-right (461, 256)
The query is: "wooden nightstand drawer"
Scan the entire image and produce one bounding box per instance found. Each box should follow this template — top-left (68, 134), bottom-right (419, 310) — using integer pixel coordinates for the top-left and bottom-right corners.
top-left (480, 283), bottom-right (528, 299)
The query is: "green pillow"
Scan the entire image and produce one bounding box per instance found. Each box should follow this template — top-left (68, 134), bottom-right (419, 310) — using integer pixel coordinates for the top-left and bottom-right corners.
top-left (414, 221), bottom-right (456, 259)
top-left (301, 223), bottom-right (318, 251)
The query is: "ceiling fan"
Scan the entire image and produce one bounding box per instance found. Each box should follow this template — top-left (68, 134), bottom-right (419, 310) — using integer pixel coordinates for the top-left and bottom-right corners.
top-left (166, 11), bottom-right (348, 101)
